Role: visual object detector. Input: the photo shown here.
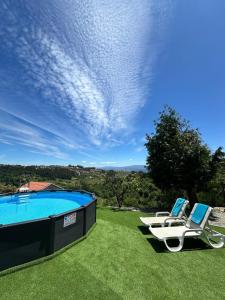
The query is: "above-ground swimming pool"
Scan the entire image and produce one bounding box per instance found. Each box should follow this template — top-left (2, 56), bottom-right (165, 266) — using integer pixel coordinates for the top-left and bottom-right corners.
top-left (0, 191), bottom-right (94, 225)
top-left (0, 190), bottom-right (96, 272)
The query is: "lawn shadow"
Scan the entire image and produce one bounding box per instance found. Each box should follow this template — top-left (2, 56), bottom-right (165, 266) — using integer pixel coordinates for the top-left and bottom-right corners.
top-left (138, 225), bottom-right (150, 235)
top-left (111, 207), bottom-right (122, 212)
top-left (147, 237), bottom-right (212, 253)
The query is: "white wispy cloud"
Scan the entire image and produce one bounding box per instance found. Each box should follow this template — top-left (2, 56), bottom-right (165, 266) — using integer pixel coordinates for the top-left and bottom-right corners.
top-left (0, 108), bottom-right (82, 159)
top-left (136, 146), bottom-right (146, 152)
top-left (0, 0), bottom-right (174, 151)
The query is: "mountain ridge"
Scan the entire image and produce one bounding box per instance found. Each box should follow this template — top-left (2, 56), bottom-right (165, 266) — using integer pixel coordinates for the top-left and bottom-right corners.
top-left (100, 165), bottom-right (146, 172)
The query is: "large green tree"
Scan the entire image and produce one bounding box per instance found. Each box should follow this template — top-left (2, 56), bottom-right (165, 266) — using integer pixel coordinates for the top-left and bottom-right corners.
top-left (145, 106), bottom-right (214, 207)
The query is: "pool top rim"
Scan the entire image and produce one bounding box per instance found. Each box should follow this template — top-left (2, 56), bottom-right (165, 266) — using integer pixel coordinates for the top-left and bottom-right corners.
top-left (0, 189), bottom-right (96, 199)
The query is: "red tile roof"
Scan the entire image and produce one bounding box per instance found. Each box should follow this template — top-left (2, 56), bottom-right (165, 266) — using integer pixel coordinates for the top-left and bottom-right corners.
top-left (19, 181), bottom-right (52, 191)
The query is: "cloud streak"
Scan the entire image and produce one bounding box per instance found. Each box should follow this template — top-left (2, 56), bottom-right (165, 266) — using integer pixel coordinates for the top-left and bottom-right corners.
top-left (0, 108), bottom-right (82, 159)
top-left (0, 0), bottom-right (174, 155)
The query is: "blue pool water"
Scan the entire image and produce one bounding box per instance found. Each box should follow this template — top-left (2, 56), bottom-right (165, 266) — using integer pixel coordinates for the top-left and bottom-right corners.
top-left (0, 191), bottom-right (93, 225)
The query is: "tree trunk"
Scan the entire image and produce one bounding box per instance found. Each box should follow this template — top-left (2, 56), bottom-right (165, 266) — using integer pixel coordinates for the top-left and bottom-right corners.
top-left (116, 195), bottom-right (123, 208)
top-left (186, 188), bottom-right (198, 209)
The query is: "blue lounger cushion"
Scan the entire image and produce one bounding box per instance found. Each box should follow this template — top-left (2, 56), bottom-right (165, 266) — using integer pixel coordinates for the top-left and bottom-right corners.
top-left (171, 198), bottom-right (186, 217)
top-left (191, 203), bottom-right (209, 225)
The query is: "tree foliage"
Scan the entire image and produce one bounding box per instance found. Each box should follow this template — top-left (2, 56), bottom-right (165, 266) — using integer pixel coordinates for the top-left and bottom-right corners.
top-left (145, 106), bottom-right (215, 206)
top-left (202, 148), bottom-right (225, 206)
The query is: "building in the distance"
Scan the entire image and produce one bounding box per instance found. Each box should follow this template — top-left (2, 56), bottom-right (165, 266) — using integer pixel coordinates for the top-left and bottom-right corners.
top-left (18, 181), bottom-right (63, 192)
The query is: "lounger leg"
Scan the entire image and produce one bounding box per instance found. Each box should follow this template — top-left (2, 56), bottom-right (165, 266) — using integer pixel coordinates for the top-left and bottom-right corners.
top-left (204, 231), bottom-right (225, 249)
top-left (164, 237), bottom-right (184, 252)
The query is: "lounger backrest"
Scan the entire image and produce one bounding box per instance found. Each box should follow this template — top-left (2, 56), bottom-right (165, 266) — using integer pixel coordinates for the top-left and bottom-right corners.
top-left (186, 203), bottom-right (212, 229)
top-left (171, 198), bottom-right (189, 217)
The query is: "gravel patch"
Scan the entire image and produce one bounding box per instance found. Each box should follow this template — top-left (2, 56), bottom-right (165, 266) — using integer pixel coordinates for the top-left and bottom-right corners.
top-left (209, 208), bottom-right (225, 228)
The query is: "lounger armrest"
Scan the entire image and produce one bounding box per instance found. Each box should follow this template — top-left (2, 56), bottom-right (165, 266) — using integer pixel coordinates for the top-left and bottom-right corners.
top-left (155, 211), bottom-right (170, 217)
top-left (163, 217), bottom-right (186, 226)
top-left (182, 228), bottom-right (203, 238)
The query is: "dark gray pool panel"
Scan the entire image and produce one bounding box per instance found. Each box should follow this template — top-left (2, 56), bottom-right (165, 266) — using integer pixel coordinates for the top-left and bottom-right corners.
top-left (0, 192), bottom-right (96, 272)
top-left (85, 201), bottom-right (97, 233)
top-left (51, 207), bottom-right (85, 252)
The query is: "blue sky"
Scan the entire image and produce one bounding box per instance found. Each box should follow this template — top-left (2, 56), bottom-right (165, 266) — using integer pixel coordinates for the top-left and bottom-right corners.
top-left (0, 0), bottom-right (225, 167)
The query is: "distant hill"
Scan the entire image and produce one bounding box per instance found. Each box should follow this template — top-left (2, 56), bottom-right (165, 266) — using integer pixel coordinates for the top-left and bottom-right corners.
top-left (100, 165), bottom-right (146, 172)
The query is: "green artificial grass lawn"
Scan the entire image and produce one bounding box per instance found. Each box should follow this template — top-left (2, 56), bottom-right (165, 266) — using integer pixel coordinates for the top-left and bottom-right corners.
top-left (0, 208), bottom-right (225, 300)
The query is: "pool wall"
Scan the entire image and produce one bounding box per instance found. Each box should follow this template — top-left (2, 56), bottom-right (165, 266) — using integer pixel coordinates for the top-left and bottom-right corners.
top-left (0, 190), bottom-right (96, 272)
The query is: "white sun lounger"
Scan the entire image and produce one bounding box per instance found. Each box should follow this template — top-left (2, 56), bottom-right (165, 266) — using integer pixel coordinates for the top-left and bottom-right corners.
top-left (140, 198), bottom-right (189, 227)
top-left (149, 203), bottom-right (225, 252)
